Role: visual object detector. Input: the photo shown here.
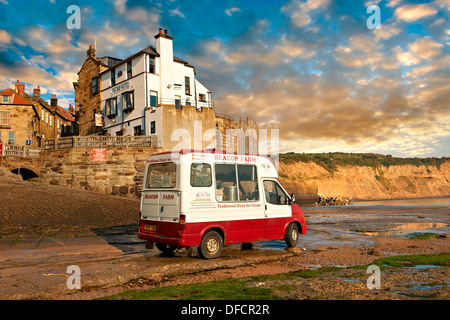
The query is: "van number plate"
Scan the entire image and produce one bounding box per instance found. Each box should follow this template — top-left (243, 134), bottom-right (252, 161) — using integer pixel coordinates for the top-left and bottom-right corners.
top-left (144, 224), bottom-right (156, 232)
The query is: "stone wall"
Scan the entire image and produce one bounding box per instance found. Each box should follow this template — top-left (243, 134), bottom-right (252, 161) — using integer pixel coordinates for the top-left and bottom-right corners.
top-left (37, 147), bottom-right (162, 198)
top-left (2, 146), bottom-right (322, 203)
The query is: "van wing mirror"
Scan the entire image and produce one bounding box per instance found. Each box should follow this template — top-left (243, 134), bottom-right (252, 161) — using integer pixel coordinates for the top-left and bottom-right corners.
top-left (290, 193), bottom-right (296, 204)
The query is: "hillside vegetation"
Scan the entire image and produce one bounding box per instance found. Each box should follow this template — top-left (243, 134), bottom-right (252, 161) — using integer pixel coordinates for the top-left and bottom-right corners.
top-left (280, 152), bottom-right (449, 174)
top-left (278, 153), bottom-right (450, 201)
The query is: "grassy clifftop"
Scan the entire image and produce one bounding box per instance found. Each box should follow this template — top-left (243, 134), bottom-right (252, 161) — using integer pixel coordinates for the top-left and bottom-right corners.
top-left (278, 153), bottom-right (450, 200)
top-left (280, 152), bottom-right (450, 174)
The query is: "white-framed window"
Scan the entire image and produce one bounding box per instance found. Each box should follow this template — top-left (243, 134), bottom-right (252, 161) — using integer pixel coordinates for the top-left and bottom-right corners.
top-left (46, 111), bottom-right (48, 124)
top-left (41, 109), bottom-right (44, 121)
top-left (8, 131), bottom-right (15, 145)
top-left (150, 91), bottom-right (158, 107)
top-left (0, 112), bottom-right (10, 127)
top-left (50, 115), bottom-right (52, 127)
top-left (2, 95), bottom-right (9, 104)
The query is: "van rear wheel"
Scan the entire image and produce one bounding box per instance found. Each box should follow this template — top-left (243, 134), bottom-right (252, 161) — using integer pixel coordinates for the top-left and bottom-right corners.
top-left (198, 230), bottom-right (223, 259)
top-left (156, 242), bottom-right (177, 254)
top-left (285, 223), bottom-right (299, 248)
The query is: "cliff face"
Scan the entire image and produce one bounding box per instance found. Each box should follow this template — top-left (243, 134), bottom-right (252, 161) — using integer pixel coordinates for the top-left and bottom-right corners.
top-left (278, 160), bottom-right (450, 201)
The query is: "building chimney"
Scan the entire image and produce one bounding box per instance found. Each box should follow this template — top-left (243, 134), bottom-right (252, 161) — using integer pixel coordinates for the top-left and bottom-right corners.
top-left (87, 44), bottom-right (96, 58)
top-left (68, 104), bottom-right (75, 115)
top-left (33, 86), bottom-right (41, 98)
top-left (155, 27), bottom-right (174, 62)
top-left (155, 28), bottom-right (174, 104)
top-left (15, 80), bottom-right (25, 94)
top-left (50, 94), bottom-right (58, 109)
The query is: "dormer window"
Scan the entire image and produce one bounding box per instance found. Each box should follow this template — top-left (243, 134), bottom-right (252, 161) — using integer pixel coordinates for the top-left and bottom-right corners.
top-left (2, 95), bottom-right (9, 104)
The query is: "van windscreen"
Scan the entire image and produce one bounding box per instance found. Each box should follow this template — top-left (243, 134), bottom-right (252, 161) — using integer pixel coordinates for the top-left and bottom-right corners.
top-left (147, 162), bottom-right (177, 188)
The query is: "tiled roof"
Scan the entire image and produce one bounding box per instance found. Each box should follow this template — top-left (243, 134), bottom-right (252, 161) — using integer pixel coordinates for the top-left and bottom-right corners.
top-left (57, 106), bottom-right (75, 122)
top-left (12, 94), bottom-right (32, 105)
top-left (1, 89), bottom-right (32, 105)
top-left (0, 88), bottom-right (15, 95)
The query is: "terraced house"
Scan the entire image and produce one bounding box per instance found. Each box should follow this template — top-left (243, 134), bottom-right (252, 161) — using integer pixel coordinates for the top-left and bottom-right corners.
top-left (74, 28), bottom-right (258, 152)
top-left (0, 84), bottom-right (36, 147)
top-left (0, 81), bottom-right (75, 148)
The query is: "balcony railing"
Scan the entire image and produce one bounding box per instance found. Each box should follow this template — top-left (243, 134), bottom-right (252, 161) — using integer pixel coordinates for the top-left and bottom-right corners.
top-left (43, 135), bottom-right (153, 151)
top-left (154, 98), bottom-right (214, 109)
top-left (2, 145), bottom-right (41, 158)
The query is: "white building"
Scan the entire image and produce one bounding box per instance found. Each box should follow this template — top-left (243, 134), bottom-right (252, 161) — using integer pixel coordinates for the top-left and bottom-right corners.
top-left (99, 29), bottom-right (212, 147)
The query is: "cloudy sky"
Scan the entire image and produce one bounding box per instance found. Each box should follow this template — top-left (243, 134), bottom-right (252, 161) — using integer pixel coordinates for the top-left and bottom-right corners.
top-left (0, 0), bottom-right (449, 157)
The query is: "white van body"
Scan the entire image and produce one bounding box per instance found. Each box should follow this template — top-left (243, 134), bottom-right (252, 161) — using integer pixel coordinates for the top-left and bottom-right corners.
top-left (138, 149), bottom-right (307, 258)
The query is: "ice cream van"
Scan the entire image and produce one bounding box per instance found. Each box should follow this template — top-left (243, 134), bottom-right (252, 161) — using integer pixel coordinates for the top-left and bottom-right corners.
top-left (138, 149), bottom-right (307, 259)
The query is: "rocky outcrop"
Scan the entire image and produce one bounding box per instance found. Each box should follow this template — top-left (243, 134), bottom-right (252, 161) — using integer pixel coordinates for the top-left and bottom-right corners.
top-left (315, 194), bottom-right (351, 206)
top-left (279, 160), bottom-right (450, 201)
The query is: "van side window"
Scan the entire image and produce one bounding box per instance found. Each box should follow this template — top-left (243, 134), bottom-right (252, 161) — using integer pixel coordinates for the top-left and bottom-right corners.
top-left (237, 165), bottom-right (259, 201)
top-left (263, 180), bottom-right (288, 205)
top-left (215, 164), bottom-right (259, 202)
top-left (191, 163), bottom-right (212, 187)
top-left (215, 164), bottom-right (237, 201)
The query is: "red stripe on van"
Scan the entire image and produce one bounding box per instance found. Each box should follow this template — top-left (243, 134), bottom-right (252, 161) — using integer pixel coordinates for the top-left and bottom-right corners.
top-left (139, 214), bottom-right (307, 247)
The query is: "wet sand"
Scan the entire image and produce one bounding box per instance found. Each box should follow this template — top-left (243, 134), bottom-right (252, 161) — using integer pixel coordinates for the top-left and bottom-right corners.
top-left (1, 198), bottom-right (448, 300)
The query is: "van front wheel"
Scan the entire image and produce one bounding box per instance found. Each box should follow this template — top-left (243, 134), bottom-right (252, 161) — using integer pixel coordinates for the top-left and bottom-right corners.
top-left (285, 223), bottom-right (299, 248)
top-left (198, 230), bottom-right (223, 259)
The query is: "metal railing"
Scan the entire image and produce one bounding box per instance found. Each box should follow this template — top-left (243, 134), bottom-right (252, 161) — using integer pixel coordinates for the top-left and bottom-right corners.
top-left (156, 98), bottom-right (214, 109)
top-left (43, 135), bottom-right (153, 151)
top-left (2, 145), bottom-right (41, 158)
